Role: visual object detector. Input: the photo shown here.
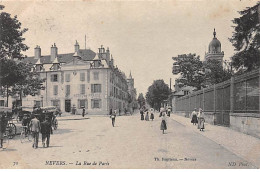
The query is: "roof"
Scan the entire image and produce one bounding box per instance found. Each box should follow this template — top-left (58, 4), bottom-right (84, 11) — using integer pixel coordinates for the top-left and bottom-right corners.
top-left (22, 49), bottom-right (96, 64)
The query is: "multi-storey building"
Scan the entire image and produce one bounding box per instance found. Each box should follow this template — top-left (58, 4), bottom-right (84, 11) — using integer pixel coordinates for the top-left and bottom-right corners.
top-left (0, 41), bottom-right (134, 115)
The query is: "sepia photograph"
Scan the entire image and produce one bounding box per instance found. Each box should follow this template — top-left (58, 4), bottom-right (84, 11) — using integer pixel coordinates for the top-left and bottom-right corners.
top-left (0, 0), bottom-right (259, 169)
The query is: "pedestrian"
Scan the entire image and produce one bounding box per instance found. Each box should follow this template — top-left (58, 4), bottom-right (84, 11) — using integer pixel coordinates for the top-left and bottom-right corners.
top-left (119, 109), bottom-right (121, 116)
top-left (82, 107), bottom-right (85, 117)
top-left (29, 114), bottom-right (41, 149)
top-left (191, 108), bottom-right (198, 125)
top-left (167, 107), bottom-right (171, 117)
top-left (160, 112), bottom-right (167, 134)
top-left (0, 113), bottom-right (8, 148)
top-left (140, 110), bottom-right (144, 120)
top-left (150, 108), bottom-right (154, 121)
top-left (110, 110), bottom-right (116, 127)
top-left (145, 111), bottom-right (149, 121)
top-left (197, 108), bottom-right (205, 131)
top-left (159, 107), bottom-right (164, 117)
top-left (40, 116), bottom-right (53, 148)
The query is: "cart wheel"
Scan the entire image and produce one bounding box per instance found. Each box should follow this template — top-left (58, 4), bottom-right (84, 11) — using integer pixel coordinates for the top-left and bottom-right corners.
top-left (7, 123), bottom-right (16, 139)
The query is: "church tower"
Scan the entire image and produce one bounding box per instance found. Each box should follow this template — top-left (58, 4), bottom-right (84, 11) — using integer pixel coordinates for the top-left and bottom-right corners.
top-left (205, 28), bottom-right (224, 64)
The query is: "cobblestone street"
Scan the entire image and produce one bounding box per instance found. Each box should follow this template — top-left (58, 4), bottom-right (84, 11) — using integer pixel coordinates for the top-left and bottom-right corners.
top-left (0, 113), bottom-right (258, 169)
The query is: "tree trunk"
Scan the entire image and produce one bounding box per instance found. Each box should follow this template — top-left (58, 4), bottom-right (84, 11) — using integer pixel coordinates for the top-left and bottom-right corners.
top-left (6, 86), bottom-right (9, 107)
top-left (20, 89), bottom-right (22, 106)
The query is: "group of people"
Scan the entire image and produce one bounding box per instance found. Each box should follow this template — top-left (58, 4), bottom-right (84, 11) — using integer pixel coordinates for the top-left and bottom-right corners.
top-left (140, 108), bottom-right (155, 121)
top-left (191, 108), bottom-right (205, 131)
top-left (28, 114), bottom-right (53, 149)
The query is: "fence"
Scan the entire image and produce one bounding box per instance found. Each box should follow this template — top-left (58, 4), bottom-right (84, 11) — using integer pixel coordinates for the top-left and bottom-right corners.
top-left (175, 69), bottom-right (260, 126)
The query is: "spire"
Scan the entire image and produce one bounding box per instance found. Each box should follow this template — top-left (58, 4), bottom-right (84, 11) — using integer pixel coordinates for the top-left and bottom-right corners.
top-left (129, 71), bottom-right (132, 79)
top-left (73, 51), bottom-right (81, 58)
top-left (75, 40), bottom-right (79, 46)
top-left (213, 28), bottom-right (216, 38)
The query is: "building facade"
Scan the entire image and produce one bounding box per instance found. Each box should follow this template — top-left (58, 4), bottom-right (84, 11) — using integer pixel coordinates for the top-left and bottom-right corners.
top-left (1, 42), bottom-right (135, 115)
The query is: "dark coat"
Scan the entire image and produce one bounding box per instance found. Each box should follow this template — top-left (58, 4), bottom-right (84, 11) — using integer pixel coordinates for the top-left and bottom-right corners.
top-left (41, 120), bottom-right (53, 134)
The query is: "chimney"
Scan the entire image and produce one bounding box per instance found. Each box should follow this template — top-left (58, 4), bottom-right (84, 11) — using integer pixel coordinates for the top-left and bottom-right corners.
top-left (34, 45), bottom-right (41, 59)
top-left (74, 40), bottom-right (80, 52)
top-left (51, 43), bottom-right (58, 62)
top-left (106, 47), bottom-right (110, 62)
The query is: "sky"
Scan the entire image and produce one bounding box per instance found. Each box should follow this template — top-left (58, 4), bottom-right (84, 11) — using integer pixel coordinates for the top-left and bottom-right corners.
top-left (2, 0), bottom-right (258, 95)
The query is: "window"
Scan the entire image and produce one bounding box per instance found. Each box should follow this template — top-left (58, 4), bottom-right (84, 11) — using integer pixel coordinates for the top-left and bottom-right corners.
top-left (80, 73), bottom-right (85, 81)
top-left (51, 74), bottom-right (58, 82)
top-left (78, 99), bottom-right (87, 109)
top-left (65, 74), bottom-right (70, 82)
top-left (51, 100), bottom-right (60, 107)
top-left (93, 72), bottom-right (99, 80)
top-left (91, 84), bottom-right (101, 93)
top-left (91, 99), bottom-right (102, 109)
top-left (34, 101), bottom-right (41, 108)
top-left (65, 85), bottom-right (70, 96)
top-left (80, 84), bottom-right (85, 94)
top-left (0, 100), bottom-right (4, 107)
top-left (53, 85), bottom-right (58, 95)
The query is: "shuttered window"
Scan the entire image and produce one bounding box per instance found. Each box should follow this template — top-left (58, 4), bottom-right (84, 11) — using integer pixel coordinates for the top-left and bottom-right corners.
top-left (80, 73), bottom-right (85, 81)
top-left (91, 99), bottom-right (102, 109)
top-left (80, 84), bottom-right (85, 94)
top-left (53, 85), bottom-right (58, 95)
top-left (91, 84), bottom-right (101, 93)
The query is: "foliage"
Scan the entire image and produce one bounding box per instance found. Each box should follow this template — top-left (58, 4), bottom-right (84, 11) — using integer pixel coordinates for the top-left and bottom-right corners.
top-left (229, 2), bottom-right (260, 72)
top-left (0, 59), bottom-right (45, 106)
top-left (145, 80), bottom-right (170, 110)
top-left (137, 93), bottom-right (145, 108)
top-left (203, 59), bottom-right (232, 85)
top-left (172, 54), bottom-right (233, 90)
top-left (0, 5), bottom-right (29, 59)
top-left (172, 54), bottom-right (204, 90)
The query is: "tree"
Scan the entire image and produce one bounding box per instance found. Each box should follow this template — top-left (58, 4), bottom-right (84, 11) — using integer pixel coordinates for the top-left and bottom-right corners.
top-left (0, 58), bottom-right (23, 106)
top-left (0, 5), bottom-right (29, 59)
top-left (137, 93), bottom-right (145, 108)
top-left (10, 62), bottom-right (45, 106)
top-left (145, 80), bottom-right (170, 110)
top-left (172, 53), bottom-right (204, 90)
top-left (203, 59), bottom-right (232, 85)
top-left (229, 2), bottom-right (260, 72)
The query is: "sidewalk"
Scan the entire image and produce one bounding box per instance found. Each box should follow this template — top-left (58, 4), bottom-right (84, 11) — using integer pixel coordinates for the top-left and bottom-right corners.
top-left (172, 113), bottom-right (260, 168)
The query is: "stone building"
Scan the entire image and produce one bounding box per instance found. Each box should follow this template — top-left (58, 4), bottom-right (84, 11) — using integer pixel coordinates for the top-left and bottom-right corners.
top-left (0, 41), bottom-right (135, 115)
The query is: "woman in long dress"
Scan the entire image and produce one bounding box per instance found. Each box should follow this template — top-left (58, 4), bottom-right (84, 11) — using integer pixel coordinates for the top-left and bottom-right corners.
top-left (197, 108), bottom-right (205, 131)
top-left (191, 108), bottom-right (198, 125)
top-left (145, 111), bottom-right (149, 121)
top-left (160, 112), bottom-right (167, 134)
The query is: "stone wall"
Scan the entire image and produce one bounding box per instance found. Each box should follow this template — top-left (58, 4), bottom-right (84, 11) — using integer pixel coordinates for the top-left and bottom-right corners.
top-left (230, 113), bottom-right (260, 139)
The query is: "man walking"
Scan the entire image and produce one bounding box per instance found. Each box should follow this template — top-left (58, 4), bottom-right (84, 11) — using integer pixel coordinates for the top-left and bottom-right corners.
top-left (82, 107), bottom-right (86, 117)
top-left (110, 109), bottom-right (116, 127)
top-left (30, 114), bottom-right (41, 149)
top-left (41, 116), bottom-right (53, 148)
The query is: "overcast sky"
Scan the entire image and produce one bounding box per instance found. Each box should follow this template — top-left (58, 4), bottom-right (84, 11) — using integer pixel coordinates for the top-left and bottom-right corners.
top-left (2, 0), bottom-right (258, 95)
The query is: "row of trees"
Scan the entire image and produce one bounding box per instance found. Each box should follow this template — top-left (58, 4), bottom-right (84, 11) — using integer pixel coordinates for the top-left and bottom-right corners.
top-left (0, 5), bottom-right (45, 107)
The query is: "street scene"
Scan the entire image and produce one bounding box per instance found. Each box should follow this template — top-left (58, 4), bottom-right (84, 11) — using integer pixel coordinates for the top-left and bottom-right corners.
top-left (0, 112), bottom-right (259, 169)
top-left (0, 0), bottom-right (260, 169)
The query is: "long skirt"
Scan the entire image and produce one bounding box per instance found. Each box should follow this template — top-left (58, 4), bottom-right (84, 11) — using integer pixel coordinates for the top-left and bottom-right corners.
top-left (160, 120), bottom-right (167, 130)
top-left (141, 114), bottom-right (144, 120)
top-left (191, 115), bottom-right (198, 124)
top-left (198, 117), bottom-right (205, 129)
top-left (150, 113), bottom-right (154, 120)
top-left (145, 114), bottom-right (149, 121)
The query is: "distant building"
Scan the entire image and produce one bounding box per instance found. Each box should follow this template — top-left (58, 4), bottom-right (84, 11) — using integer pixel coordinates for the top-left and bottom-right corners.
top-left (205, 28), bottom-right (224, 64)
top-left (127, 72), bottom-right (137, 111)
top-left (0, 41), bottom-right (136, 115)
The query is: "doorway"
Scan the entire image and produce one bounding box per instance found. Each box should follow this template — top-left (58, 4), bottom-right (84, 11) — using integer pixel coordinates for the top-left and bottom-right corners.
top-left (65, 99), bottom-right (71, 112)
